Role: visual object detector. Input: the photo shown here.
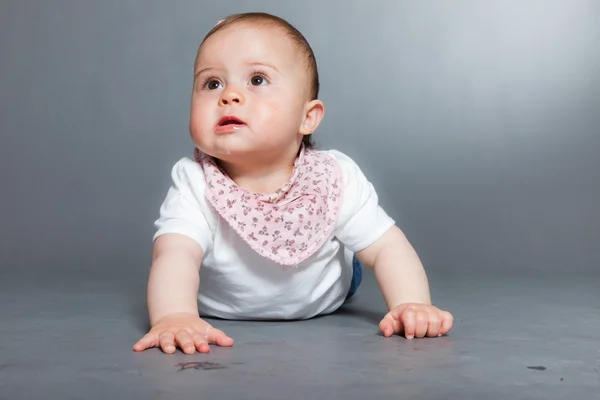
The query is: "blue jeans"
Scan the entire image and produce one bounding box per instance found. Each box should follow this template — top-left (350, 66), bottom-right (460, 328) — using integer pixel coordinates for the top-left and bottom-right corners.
top-left (345, 255), bottom-right (362, 300)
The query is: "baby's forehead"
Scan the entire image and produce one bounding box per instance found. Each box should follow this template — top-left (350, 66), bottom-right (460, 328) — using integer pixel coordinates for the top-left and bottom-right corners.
top-left (197, 23), bottom-right (305, 68)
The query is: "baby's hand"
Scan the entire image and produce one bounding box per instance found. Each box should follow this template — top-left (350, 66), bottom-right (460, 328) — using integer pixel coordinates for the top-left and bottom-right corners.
top-left (133, 312), bottom-right (234, 354)
top-left (379, 303), bottom-right (453, 339)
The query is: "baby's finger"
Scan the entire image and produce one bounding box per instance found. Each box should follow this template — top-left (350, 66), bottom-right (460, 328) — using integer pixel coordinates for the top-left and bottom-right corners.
top-left (414, 310), bottom-right (429, 338)
top-left (205, 327), bottom-right (234, 347)
top-left (133, 332), bottom-right (158, 352)
top-left (400, 308), bottom-right (417, 339)
top-left (175, 329), bottom-right (196, 354)
top-left (440, 311), bottom-right (454, 336)
top-left (192, 332), bottom-right (211, 353)
top-left (426, 312), bottom-right (442, 338)
top-left (158, 332), bottom-right (177, 354)
top-left (378, 313), bottom-right (398, 337)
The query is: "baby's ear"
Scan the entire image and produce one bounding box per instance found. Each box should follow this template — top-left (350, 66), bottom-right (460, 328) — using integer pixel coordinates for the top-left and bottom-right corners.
top-left (300, 100), bottom-right (325, 136)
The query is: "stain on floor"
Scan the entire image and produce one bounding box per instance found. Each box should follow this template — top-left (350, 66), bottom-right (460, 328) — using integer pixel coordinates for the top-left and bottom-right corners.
top-left (176, 361), bottom-right (244, 371)
top-left (527, 366), bottom-right (547, 371)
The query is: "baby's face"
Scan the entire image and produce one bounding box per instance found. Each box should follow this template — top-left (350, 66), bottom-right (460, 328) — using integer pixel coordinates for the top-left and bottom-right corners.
top-left (190, 23), bottom-right (311, 161)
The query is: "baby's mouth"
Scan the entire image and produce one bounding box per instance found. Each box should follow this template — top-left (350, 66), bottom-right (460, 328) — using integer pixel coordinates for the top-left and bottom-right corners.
top-left (217, 116), bottom-right (246, 128)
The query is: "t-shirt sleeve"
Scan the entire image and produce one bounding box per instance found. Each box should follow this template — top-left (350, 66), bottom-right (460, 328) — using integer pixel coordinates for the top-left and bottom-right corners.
top-left (330, 150), bottom-right (396, 252)
top-left (153, 157), bottom-right (216, 253)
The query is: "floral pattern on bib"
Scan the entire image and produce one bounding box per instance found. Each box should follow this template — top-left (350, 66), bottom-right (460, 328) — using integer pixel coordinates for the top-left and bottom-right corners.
top-left (194, 145), bottom-right (344, 266)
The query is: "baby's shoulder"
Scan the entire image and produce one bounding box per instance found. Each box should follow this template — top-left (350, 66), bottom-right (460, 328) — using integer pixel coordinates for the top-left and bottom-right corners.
top-left (168, 156), bottom-right (208, 197)
top-left (170, 155), bottom-right (205, 178)
top-left (317, 148), bottom-right (364, 182)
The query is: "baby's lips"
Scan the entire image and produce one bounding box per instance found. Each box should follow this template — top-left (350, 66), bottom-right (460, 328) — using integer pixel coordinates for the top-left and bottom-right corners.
top-left (216, 115), bottom-right (246, 127)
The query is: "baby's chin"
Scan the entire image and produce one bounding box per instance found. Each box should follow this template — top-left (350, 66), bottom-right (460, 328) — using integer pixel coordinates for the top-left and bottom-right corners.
top-left (195, 141), bottom-right (258, 162)
top-left (193, 133), bottom-right (301, 163)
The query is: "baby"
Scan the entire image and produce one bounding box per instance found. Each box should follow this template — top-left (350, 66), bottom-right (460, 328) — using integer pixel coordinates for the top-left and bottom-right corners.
top-left (133, 12), bottom-right (453, 355)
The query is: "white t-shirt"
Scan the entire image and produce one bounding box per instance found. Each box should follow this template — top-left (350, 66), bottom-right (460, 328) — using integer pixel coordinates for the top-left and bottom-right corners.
top-left (153, 149), bottom-right (395, 320)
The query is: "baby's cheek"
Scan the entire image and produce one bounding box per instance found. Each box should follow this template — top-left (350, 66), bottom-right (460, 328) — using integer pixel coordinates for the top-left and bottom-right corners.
top-left (189, 112), bottom-right (212, 145)
top-left (188, 113), bottom-right (201, 134)
top-left (260, 98), bottom-right (281, 114)
top-left (189, 106), bottom-right (211, 128)
top-left (260, 99), bottom-right (298, 125)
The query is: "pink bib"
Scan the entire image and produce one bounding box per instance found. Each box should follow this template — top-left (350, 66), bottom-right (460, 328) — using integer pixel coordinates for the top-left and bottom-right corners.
top-left (194, 145), bottom-right (344, 266)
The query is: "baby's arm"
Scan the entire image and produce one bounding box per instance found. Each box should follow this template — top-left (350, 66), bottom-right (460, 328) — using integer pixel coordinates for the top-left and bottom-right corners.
top-left (133, 233), bottom-right (234, 354)
top-left (356, 225), bottom-right (453, 339)
top-left (147, 233), bottom-right (203, 323)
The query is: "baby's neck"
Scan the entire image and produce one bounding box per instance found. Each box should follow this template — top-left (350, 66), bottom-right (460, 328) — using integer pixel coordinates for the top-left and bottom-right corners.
top-left (217, 153), bottom-right (297, 195)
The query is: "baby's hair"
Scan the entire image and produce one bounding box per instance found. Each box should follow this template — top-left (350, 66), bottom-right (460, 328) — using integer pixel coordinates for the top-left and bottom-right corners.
top-left (198, 12), bottom-right (320, 149)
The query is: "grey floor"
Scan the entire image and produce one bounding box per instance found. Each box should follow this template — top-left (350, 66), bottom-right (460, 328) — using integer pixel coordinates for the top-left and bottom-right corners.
top-left (1, 268), bottom-right (598, 399)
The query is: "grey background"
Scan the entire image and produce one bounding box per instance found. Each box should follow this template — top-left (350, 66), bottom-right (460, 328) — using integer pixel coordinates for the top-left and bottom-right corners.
top-left (1, 1), bottom-right (600, 399)
top-left (1, 0), bottom-right (599, 278)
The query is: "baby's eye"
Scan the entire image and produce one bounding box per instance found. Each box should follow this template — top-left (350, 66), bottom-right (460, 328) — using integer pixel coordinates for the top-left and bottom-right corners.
top-left (249, 74), bottom-right (268, 86)
top-left (204, 80), bottom-right (222, 90)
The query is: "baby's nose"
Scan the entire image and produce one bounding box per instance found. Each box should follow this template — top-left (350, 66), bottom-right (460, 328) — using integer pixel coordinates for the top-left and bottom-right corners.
top-left (220, 90), bottom-right (242, 105)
